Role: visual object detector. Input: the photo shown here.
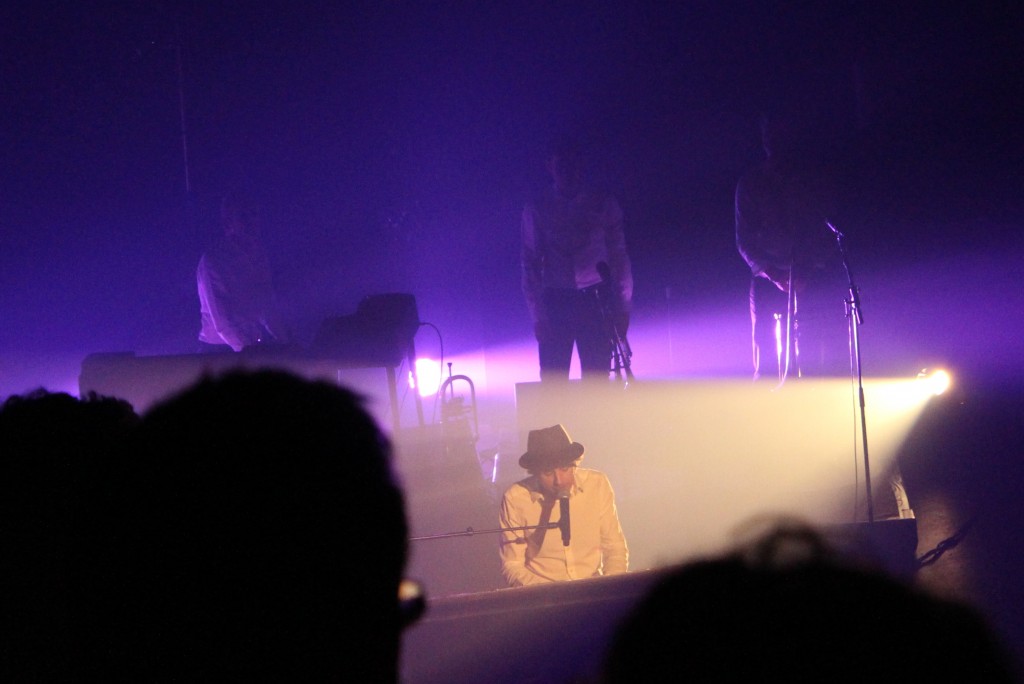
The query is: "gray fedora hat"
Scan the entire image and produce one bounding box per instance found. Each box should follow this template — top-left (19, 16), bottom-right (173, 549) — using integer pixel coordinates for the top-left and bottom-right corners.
top-left (519, 424), bottom-right (585, 472)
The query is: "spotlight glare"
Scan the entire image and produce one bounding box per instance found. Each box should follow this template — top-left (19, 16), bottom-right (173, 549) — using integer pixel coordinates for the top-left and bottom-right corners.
top-left (413, 358), bottom-right (442, 397)
top-left (917, 368), bottom-right (951, 396)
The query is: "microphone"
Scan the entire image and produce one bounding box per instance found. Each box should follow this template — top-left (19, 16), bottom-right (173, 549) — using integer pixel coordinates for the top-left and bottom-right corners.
top-left (825, 220), bottom-right (843, 239)
top-left (559, 495), bottom-right (571, 546)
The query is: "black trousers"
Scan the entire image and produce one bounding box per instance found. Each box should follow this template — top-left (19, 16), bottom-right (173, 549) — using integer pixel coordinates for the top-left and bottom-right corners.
top-left (537, 286), bottom-right (612, 381)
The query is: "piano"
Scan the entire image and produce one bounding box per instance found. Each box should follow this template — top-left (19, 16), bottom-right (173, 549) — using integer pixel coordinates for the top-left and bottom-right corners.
top-left (401, 570), bottom-right (667, 684)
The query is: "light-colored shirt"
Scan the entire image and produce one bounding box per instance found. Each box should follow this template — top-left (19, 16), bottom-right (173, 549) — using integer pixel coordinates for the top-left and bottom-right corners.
top-left (521, 189), bottom-right (633, 324)
top-left (735, 161), bottom-right (836, 280)
top-left (197, 233), bottom-right (285, 351)
top-left (499, 467), bottom-right (629, 587)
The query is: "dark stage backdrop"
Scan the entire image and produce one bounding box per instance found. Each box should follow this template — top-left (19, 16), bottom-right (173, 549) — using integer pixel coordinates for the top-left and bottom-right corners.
top-left (2, 2), bottom-right (1021, 399)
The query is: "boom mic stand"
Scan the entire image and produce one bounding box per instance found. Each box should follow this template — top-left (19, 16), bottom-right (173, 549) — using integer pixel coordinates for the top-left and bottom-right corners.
top-left (828, 221), bottom-right (874, 523)
top-left (596, 262), bottom-right (634, 384)
top-left (608, 313), bottom-right (634, 384)
top-left (409, 519), bottom-right (565, 542)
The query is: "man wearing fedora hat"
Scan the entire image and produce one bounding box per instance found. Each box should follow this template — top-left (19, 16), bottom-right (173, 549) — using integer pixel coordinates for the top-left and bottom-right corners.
top-left (499, 425), bottom-right (628, 587)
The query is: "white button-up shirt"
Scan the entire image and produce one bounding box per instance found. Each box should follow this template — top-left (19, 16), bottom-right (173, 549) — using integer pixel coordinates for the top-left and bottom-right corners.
top-left (499, 468), bottom-right (629, 587)
top-left (521, 188), bottom-right (633, 324)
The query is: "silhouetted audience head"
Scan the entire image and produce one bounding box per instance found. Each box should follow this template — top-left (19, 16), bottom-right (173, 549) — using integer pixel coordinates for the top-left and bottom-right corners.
top-left (123, 370), bottom-right (410, 681)
top-left (603, 522), bottom-right (1015, 682)
top-left (0, 390), bottom-right (139, 679)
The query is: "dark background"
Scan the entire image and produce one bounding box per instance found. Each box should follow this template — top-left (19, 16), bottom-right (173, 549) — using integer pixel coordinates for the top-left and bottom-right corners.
top-left (2, 1), bottom-right (1021, 392)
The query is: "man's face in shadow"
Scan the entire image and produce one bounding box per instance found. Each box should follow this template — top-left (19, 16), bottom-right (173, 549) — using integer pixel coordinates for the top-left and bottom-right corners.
top-left (222, 202), bottom-right (261, 239)
top-left (547, 152), bottom-right (583, 197)
top-left (536, 464), bottom-right (577, 498)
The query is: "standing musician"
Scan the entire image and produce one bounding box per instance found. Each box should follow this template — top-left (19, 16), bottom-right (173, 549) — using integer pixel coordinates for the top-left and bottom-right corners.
top-left (521, 139), bottom-right (633, 382)
top-left (197, 191), bottom-right (288, 352)
top-left (735, 112), bottom-right (845, 382)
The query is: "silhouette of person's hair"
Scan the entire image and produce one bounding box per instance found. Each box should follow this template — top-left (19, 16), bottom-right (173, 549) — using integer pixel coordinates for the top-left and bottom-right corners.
top-left (219, 188), bottom-right (261, 234)
top-left (604, 523), bottom-right (1015, 682)
top-left (123, 370), bottom-right (409, 681)
top-left (0, 390), bottom-right (139, 679)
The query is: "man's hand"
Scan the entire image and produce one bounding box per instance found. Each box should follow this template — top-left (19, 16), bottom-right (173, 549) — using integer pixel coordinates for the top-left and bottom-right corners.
top-left (764, 266), bottom-right (793, 293)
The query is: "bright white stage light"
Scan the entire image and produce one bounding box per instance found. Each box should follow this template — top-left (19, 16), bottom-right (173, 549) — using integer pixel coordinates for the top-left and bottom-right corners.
top-left (917, 368), bottom-right (951, 396)
top-left (412, 358), bottom-right (442, 396)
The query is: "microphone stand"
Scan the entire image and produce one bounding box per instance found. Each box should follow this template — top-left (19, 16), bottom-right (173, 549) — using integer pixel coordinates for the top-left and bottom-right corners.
top-left (595, 263), bottom-right (634, 385)
top-left (409, 520), bottom-right (562, 542)
top-left (828, 221), bottom-right (874, 523)
top-left (607, 312), bottom-right (634, 385)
